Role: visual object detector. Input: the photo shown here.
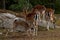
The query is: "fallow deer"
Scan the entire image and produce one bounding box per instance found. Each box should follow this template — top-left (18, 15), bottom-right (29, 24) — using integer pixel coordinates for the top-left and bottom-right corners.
top-left (25, 5), bottom-right (46, 36)
top-left (45, 8), bottom-right (55, 30)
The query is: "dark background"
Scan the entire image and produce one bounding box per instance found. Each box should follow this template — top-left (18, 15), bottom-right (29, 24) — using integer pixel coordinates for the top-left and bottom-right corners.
top-left (0, 0), bottom-right (59, 14)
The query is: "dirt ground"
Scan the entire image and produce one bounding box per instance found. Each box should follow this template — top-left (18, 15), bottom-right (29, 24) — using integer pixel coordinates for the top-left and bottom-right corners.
top-left (0, 28), bottom-right (60, 40)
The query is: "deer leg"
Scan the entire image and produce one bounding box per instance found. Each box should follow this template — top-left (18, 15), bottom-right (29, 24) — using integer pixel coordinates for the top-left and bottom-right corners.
top-left (52, 22), bottom-right (56, 29)
top-left (32, 25), bottom-right (38, 36)
top-left (47, 21), bottom-right (49, 30)
top-left (5, 29), bottom-right (9, 36)
top-left (26, 29), bottom-right (30, 36)
top-left (32, 27), bottom-right (35, 36)
top-left (53, 22), bottom-right (56, 29)
top-left (35, 21), bottom-right (38, 36)
top-left (35, 26), bottom-right (38, 36)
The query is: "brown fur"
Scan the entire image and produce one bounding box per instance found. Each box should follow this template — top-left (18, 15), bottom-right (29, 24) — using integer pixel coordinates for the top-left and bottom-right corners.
top-left (25, 5), bottom-right (46, 36)
top-left (14, 20), bottom-right (29, 31)
top-left (26, 5), bottom-right (46, 21)
top-left (46, 8), bottom-right (55, 22)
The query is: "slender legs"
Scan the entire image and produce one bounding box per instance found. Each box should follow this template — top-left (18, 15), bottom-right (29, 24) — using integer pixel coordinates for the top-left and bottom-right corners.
top-left (47, 21), bottom-right (49, 30)
top-left (32, 21), bottom-right (38, 36)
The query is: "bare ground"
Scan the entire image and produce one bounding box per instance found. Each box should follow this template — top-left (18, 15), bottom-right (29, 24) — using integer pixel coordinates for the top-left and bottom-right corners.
top-left (0, 28), bottom-right (60, 40)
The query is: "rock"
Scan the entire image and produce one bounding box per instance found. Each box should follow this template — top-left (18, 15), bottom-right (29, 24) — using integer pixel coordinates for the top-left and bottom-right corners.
top-left (0, 13), bottom-right (16, 28)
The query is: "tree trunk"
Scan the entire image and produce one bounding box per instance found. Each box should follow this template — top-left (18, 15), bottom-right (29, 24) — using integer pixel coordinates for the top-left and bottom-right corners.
top-left (3, 0), bottom-right (5, 10)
